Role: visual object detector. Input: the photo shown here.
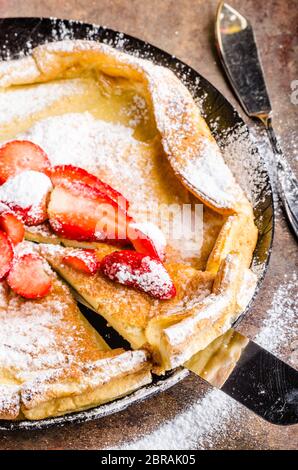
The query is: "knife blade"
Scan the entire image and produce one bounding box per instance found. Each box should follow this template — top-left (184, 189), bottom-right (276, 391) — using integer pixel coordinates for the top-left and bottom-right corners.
top-left (71, 289), bottom-right (298, 425)
top-left (185, 329), bottom-right (298, 426)
top-left (215, 1), bottom-right (298, 239)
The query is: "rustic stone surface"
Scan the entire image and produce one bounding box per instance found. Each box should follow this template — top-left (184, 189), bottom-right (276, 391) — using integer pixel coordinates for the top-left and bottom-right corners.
top-left (0, 0), bottom-right (297, 450)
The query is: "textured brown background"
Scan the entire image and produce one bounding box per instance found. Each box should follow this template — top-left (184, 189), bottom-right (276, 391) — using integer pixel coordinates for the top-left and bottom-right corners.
top-left (0, 0), bottom-right (297, 450)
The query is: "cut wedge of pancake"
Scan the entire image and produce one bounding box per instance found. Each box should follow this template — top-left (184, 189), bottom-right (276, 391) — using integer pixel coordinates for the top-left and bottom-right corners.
top-left (40, 243), bottom-right (256, 373)
top-left (0, 243), bottom-right (151, 421)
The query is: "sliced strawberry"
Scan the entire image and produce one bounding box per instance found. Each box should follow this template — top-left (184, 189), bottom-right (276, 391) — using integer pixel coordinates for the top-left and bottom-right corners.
top-left (100, 250), bottom-right (176, 300)
top-left (7, 253), bottom-right (52, 299)
top-left (48, 183), bottom-right (131, 243)
top-left (0, 211), bottom-right (25, 245)
top-left (63, 249), bottom-right (100, 275)
top-left (0, 231), bottom-right (14, 280)
top-left (0, 140), bottom-right (50, 184)
top-left (127, 222), bottom-right (166, 261)
top-left (15, 204), bottom-right (48, 227)
top-left (46, 165), bottom-right (129, 211)
top-left (0, 170), bottom-right (53, 226)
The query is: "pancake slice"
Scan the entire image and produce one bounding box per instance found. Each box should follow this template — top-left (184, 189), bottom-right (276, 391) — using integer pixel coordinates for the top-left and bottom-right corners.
top-left (0, 243), bottom-right (151, 421)
top-left (39, 243), bottom-right (255, 373)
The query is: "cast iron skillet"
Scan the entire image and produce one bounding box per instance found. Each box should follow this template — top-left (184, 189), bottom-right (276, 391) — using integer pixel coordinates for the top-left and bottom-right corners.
top-left (0, 17), bottom-right (274, 431)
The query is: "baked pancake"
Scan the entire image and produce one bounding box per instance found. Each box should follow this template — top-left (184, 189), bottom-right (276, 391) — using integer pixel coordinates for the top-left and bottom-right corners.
top-left (40, 243), bottom-right (256, 372)
top-left (0, 242), bottom-right (151, 421)
top-left (0, 41), bottom-right (258, 379)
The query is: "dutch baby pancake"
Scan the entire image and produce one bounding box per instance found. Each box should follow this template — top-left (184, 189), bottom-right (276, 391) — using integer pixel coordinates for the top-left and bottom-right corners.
top-left (0, 40), bottom-right (258, 419)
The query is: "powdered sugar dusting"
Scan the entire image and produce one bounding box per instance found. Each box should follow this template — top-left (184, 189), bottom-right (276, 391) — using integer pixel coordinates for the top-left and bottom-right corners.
top-left (19, 112), bottom-right (137, 167)
top-left (105, 256), bottom-right (174, 299)
top-left (0, 384), bottom-right (20, 419)
top-left (116, 388), bottom-right (237, 450)
top-left (182, 137), bottom-right (239, 206)
top-left (123, 94), bottom-right (149, 128)
top-left (0, 300), bottom-right (65, 370)
top-left (0, 170), bottom-right (52, 209)
top-left (0, 170), bottom-right (52, 224)
top-left (0, 266), bottom-right (68, 372)
top-left (219, 124), bottom-right (269, 207)
top-left (0, 79), bottom-right (95, 126)
top-left (255, 272), bottom-right (298, 357)
top-left (17, 112), bottom-right (153, 206)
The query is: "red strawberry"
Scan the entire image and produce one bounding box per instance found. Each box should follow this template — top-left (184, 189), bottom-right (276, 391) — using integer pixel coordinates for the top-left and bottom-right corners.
top-left (0, 170), bottom-right (53, 226)
top-left (63, 249), bottom-right (100, 275)
top-left (7, 253), bottom-right (52, 299)
top-left (100, 250), bottom-right (176, 300)
top-left (48, 183), bottom-right (131, 243)
top-left (0, 140), bottom-right (50, 184)
top-left (0, 230), bottom-right (14, 280)
top-left (0, 211), bottom-right (25, 245)
top-left (127, 222), bottom-right (166, 261)
top-left (46, 165), bottom-right (129, 211)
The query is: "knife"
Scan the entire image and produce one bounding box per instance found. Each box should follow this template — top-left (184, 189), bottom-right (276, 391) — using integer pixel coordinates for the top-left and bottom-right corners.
top-left (215, 1), bottom-right (298, 239)
top-left (73, 290), bottom-right (298, 425)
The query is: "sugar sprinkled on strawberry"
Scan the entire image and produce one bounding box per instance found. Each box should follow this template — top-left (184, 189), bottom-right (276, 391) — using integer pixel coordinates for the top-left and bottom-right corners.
top-left (0, 140), bottom-right (50, 184)
top-left (7, 253), bottom-right (52, 299)
top-left (0, 211), bottom-right (25, 245)
top-left (0, 170), bottom-right (53, 226)
top-left (100, 250), bottom-right (176, 300)
top-left (63, 249), bottom-right (100, 275)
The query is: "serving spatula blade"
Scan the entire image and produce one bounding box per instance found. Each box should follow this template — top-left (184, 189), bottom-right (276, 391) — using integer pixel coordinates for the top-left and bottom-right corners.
top-left (186, 329), bottom-right (298, 426)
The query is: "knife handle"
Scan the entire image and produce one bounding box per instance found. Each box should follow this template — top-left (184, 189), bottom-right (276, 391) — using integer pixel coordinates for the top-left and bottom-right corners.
top-left (264, 117), bottom-right (298, 239)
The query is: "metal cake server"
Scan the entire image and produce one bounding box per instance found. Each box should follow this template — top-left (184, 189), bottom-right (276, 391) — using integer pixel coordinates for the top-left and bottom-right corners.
top-left (215, 1), bottom-right (298, 239)
top-left (186, 329), bottom-right (298, 426)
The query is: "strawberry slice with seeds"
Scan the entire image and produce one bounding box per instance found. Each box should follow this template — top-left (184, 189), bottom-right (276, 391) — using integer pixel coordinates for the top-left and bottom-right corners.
top-left (0, 230), bottom-right (14, 280)
top-left (0, 211), bottom-right (25, 245)
top-left (100, 250), bottom-right (176, 300)
top-left (0, 140), bottom-right (50, 184)
top-left (63, 249), bottom-right (100, 275)
top-left (48, 183), bottom-right (131, 243)
top-left (7, 253), bottom-right (52, 299)
top-left (46, 165), bottom-right (129, 211)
